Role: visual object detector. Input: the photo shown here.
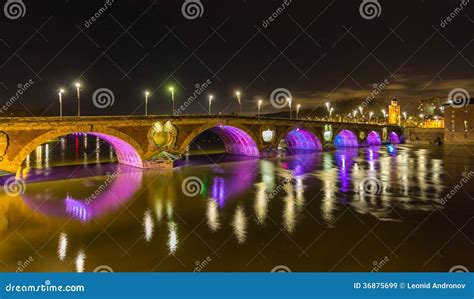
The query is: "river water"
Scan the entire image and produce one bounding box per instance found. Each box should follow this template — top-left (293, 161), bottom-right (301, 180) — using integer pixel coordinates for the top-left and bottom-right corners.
top-left (0, 135), bottom-right (472, 272)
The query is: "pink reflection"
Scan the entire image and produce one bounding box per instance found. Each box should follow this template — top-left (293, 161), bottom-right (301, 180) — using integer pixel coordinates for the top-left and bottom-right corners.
top-left (334, 130), bottom-right (358, 148)
top-left (209, 126), bottom-right (259, 157)
top-left (388, 132), bottom-right (400, 144)
top-left (21, 167), bottom-right (143, 222)
top-left (285, 129), bottom-right (322, 151)
top-left (366, 131), bottom-right (382, 146)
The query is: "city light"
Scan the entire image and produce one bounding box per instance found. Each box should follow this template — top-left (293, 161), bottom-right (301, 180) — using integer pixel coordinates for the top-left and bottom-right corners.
top-left (75, 82), bottom-right (81, 117)
top-left (296, 104), bottom-right (301, 119)
top-left (145, 91), bottom-right (150, 116)
top-left (208, 94), bottom-right (214, 115)
top-left (258, 99), bottom-right (263, 117)
top-left (168, 86), bottom-right (175, 115)
top-left (235, 91), bottom-right (242, 114)
top-left (58, 88), bottom-right (64, 118)
top-left (288, 97), bottom-right (293, 119)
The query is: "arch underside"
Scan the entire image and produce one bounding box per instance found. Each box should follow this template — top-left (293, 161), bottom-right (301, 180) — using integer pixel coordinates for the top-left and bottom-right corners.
top-left (334, 130), bottom-right (359, 148)
top-left (388, 132), bottom-right (400, 144)
top-left (367, 131), bottom-right (382, 146)
top-left (284, 129), bottom-right (322, 151)
top-left (208, 126), bottom-right (259, 157)
top-left (88, 133), bottom-right (143, 168)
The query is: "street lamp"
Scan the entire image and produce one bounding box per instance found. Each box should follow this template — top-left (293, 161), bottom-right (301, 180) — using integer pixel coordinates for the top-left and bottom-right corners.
top-left (75, 82), bottom-right (81, 117)
top-left (296, 104), bottom-right (301, 119)
top-left (369, 111), bottom-right (374, 123)
top-left (58, 89), bottom-right (64, 117)
top-left (381, 109), bottom-right (387, 121)
top-left (235, 91), bottom-right (242, 114)
top-left (258, 99), bottom-right (263, 117)
top-left (168, 87), bottom-right (175, 115)
top-left (208, 95), bottom-right (213, 115)
top-left (288, 97), bottom-right (292, 119)
top-left (145, 91), bottom-right (150, 116)
top-left (329, 107), bottom-right (334, 120)
top-left (402, 111), bottom-right (407, 120)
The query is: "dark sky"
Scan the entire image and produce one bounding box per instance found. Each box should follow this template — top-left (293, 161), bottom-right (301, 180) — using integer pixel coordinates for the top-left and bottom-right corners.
top-left (0, 0), bottom-right (473, 117)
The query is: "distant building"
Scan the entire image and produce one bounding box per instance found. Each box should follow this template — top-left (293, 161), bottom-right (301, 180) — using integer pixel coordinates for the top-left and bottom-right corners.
top-left (422, 116), bottom-right (444, 128)
top-left (444, 99), bottom-right (474, 143)
top-left (388, 98), bottom-right (400, 125)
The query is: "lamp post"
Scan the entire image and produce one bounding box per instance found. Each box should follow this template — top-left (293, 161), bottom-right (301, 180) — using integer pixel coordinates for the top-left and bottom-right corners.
top-left (169, 87), bottom-right (175, 115)
top-left (369, 111), bottom-right (374, 123)
top-left (296, 104), bottom-right (301, 119)
top-left (258, 99), bottom-right (263, 117)
top-left (329, 107), bottom-right (334, 120)
top-left (325, 102), bottom-right (330, 118)
top-left (208, 95), bottom-right (213, 115)
top-left (58, 89), bottom-right (64, 118)
top-left (75, 82), bottom-right (81, 117)
top-left (381, 109), bottom-right (387, 123)
top-left (145, 91), bottom-right (150, 116)
top-left (235, 91), bottom-right (241, 115)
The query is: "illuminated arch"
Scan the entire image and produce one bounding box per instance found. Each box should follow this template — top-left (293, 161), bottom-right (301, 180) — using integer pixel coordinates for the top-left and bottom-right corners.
top-left (14, 129), bottom-right (144, 171)
top-left (388, 132), bottom-right (400, 144)
top-left (184, 125), bottom-right (259, 157)
top-left (366, 131), bottom-right (382, 146)
top-left (284, 128), bottom-right (322, 151)
top-left (334, 130), bottom-right (358, 148)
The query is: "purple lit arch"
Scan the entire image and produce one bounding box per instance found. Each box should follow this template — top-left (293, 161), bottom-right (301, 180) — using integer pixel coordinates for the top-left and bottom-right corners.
top-left (284, 128), bottom-right (322, 151)
top-left (205, 126), bottom-right (260, 157)
top-left (89, 133), bottom-right (143, 168)
top-left (366, 131), bottom-right (382, 146)
top-left (388, 132), bottom-right (400, 144)
top-left (334, 130), bottom-right (359, 148)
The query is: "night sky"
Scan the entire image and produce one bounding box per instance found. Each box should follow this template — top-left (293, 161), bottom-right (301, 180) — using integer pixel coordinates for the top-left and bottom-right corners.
top-left (0, 0), bottom-right (473, 117)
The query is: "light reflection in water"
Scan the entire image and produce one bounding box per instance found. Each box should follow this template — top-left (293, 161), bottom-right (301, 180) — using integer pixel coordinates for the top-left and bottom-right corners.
top-left (232, 205), bottom-right (247, 244)
top-left (167, 222), bottom-right (178, 254)
top-left (75, 249), bottom-right (86, 273)
top-left (143, 210), bottom-right (155, 242)
top-left (206, 198), bottom-right (221, 232)
top-left (57, 232), bottom-right (68, 261)
top-left (254, 182), bottom-right (268, 225)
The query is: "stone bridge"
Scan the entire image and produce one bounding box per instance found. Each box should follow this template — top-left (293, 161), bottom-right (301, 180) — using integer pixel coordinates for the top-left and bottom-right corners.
top-left (0, 115), bottom-right (404, 173)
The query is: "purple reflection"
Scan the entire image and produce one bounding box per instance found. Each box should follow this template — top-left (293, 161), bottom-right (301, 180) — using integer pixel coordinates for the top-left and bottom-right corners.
top-left (208, 160), bottom-right (258, 207)
top-left (281, 154), bottom-right (321, 176)
top-left (334, 130), bottom-right (358, 148)
top-left (366, 131), bottom-right (382, 146)
top-left (285, 129), bottom-right (322, 151)
top-left (388, 132), bottom-right (400, 144)
top-left (334, 149), bottom-right (358, 194)
top-left (209, 126), bottom-right (259, 157)
top-left (21, 167), bottom-right (143, 222)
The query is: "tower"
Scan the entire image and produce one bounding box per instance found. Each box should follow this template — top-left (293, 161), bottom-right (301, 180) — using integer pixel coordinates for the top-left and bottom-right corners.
top-left (388, 98), bottom-right (401, 125)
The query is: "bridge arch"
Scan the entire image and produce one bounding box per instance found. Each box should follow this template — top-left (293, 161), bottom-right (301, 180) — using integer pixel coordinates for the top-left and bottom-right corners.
top-left (366, 131), bottom-right (382, 146)
top-left (283, 128), bottom-right (322, 151)
top-left (388, 132), bottom-right (401, 144)
top-left (334, 130), bottom-right (359, 148)
top-left (12, 127), bottom-right (145, 172)
top-left (180, 124), bottom-right (260, 157)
